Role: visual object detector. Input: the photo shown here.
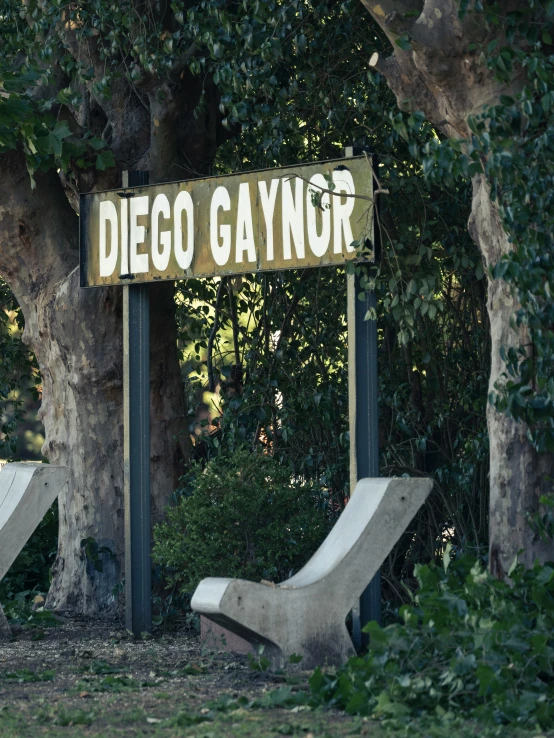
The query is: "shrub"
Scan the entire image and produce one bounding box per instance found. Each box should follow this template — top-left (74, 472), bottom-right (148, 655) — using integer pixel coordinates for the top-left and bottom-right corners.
top-left (153, 449), bottom-right (332, 597)
top-left (310, 549), bottom-right (554, 728)
top-left (0, 501), bottom-right (58, 605)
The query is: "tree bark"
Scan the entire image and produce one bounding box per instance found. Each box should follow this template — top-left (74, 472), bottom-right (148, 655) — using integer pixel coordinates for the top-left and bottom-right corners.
top-left (469, 175), bottom-right (553, 575)
top-left (0, 150), bottom-right (190, 614)
top-left (361, 0), bottom-right (554, 572)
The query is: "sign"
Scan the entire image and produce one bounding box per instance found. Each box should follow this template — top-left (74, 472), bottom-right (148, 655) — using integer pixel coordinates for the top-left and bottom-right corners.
top-left (80, 156), bottom-right (374, 288)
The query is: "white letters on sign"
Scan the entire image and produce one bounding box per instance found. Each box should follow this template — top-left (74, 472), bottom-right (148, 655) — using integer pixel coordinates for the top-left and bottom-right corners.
top-left (258, 179), bottom-right (279, 261)
top-left (332, 170), bottom-right (356, 254)
top-left (306, 174), bottom-right (331, 258)
top-left (93, 161), bottom-right (367, 282)
top-left (99, 200), bottom-right (118, 277)
top-left (130, 196), bottom-right (149, 273)
top-left (235, 183), bottom-right (256, 264)
top-left (151, 193), bottom-right (171, 271)
top-left (211, 186), bottom-right (232, 266)
top-left (174, 191), bottom-right (194, 270)
top-left (282, 177), bottom-right (305, 261)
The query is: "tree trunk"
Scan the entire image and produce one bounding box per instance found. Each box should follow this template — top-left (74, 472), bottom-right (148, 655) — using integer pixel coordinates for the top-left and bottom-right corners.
top-left (0, 150), bottom-right (190, 615)
top-left (469, 175), bottom-right (553, 575)
top-left (360, 0), bottom-right (554, 571)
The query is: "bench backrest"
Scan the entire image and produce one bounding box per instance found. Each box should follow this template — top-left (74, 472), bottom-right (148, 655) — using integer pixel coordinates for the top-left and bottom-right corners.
top-left (281, 477), bottom-right (432, 591)
top-left (0, 463), bottom-right (69, 581)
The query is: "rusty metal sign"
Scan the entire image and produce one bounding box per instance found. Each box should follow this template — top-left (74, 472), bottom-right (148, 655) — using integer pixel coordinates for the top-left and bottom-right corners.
top-left (80, 156), bottom-right (374, 288)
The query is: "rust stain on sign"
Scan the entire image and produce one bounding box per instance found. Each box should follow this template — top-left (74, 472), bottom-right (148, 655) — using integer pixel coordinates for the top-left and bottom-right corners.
top-left (80, 156), bottom-right (374, 288)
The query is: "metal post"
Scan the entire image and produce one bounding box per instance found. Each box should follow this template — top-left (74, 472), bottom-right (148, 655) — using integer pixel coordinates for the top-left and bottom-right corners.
top-left (355, 286), bottom-right (381, 634)
top-left (123, 170), bottom-right (152, 637)
top-left (346, 146), bottom-right (381, 648)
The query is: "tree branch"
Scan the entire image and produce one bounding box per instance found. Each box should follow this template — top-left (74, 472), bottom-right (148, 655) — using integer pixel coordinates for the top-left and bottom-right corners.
top-left (282, 172), bottom-right (389, 199)
top-left (207, 279), bottom-right (226, 393)
top-left (0, 149), bottom-right (78, 314)
top-left (360, 0), bottom-right (424, 44)
top-left (227, 281), bottom-right (241, 369)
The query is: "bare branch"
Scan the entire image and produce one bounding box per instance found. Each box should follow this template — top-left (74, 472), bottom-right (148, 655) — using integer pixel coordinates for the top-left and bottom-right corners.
top-left (207, 279), bottom-right (226, 393)
top-left (360, 0), bottom-right (423, 36)
top-left (227, 280), bottom-right (241, 369)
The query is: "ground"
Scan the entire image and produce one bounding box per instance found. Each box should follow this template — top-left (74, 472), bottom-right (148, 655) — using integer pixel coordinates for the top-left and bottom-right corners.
top-left (0, 620), bottom-right (551, 738)
top-left (0, 619), bottom-right (365, 738)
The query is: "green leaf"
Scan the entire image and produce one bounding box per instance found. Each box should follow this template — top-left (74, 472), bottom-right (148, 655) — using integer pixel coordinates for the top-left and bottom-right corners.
top-left (43, 121), bottom-right (71, 156)
top-left (394, 36), bottom-right (412, 52)
top-left (288, 653), bottom-right (303, 664)
top-left (88, 137), bottom-right (106, 151)
top-left (475, 663), bottom-right (498, 696)
top-left (295, 34), bottom-right (307, 53)
top-left (96, 150), bottom-right (115, 171)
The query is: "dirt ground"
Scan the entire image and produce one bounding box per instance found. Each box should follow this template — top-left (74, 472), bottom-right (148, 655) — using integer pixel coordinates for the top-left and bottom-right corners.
top-left (0, 619), bottom-right (369, 738)
top-left (0, 620), bottom-right (548, 738)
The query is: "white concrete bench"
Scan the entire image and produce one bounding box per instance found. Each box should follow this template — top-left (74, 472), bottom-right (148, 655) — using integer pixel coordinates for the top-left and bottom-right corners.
top-left (192, 476), bottom-right (432, 669)
top-left (0, 463), bottom-right (70, 637)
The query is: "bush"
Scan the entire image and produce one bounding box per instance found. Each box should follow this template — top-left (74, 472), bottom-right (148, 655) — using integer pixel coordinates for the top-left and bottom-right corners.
top-left (0, 501), bottom-right (58, 604)
top-left (153, 449), bottom-right (332, 597)
top-left (309, 549), bottom-right (554, 728)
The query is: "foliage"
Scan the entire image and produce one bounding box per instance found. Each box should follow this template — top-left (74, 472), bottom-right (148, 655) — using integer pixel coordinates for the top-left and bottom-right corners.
top-left (528, 493), bottom-right (554, 543)
top-left (309, 551), bottom-right (554, 728)
top-left (77, 660), bottom-right (128, 676)
top-left (75, 675), bottom-right (147, 692)
top-left (148, 0), bottom-right (490, 605)
top-left (152, 449), bottom-right (331, 596)
top-left (0, 65), bottom-right (114, 184)
top-left (180, 167), bottom-right (488, 605)
top-left (80, 536), bottom-right (115, 574)
top-left (0, 668), bottom-right (55, 683)
top-left (1, 600), bottom-right (60, 632)
top-left (0, 278), bottom-right (40, 458)
top-left (179, 268), bottom-right (354, 504)
top-left (0, 501), bottom-right (58, 604)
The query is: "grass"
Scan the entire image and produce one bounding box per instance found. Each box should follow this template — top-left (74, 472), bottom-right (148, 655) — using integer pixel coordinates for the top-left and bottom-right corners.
top-left (0, 623), bottom-right (551, 738)
top-left (0, 697), bottom-right (553, 738)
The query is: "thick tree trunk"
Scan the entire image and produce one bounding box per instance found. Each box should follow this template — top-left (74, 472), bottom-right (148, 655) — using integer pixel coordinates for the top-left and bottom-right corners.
top-left (361, 0), bottom-right (554, 571)
top-left (0, 151), bottom-right (190, 615)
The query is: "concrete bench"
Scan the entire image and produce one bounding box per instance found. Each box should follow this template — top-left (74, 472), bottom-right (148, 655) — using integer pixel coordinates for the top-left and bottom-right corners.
top-left (191, 476), bottom-right (432, 669)
top-left (0, 463), bottom-right (70, 637)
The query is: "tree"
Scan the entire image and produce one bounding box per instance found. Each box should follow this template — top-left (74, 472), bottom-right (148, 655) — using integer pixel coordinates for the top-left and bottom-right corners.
top-left (0, 1), bottom-right (234, 614)
top-left (359, 0), bottom-right (554, 575)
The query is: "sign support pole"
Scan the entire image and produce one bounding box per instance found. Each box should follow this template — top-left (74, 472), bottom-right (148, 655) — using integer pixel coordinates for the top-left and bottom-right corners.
top-left (123, 170), bottom-right (152, 637)
top-left (346, 147), bottom-right (381, 648)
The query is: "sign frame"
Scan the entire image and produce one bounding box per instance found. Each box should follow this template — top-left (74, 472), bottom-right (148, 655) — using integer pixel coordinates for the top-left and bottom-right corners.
top-left (79, 156), bottom-right (375, 289)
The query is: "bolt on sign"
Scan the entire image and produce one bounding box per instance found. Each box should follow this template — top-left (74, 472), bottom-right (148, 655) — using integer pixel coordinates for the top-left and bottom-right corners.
top-left (80, 156), bottom-right (374, 287)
